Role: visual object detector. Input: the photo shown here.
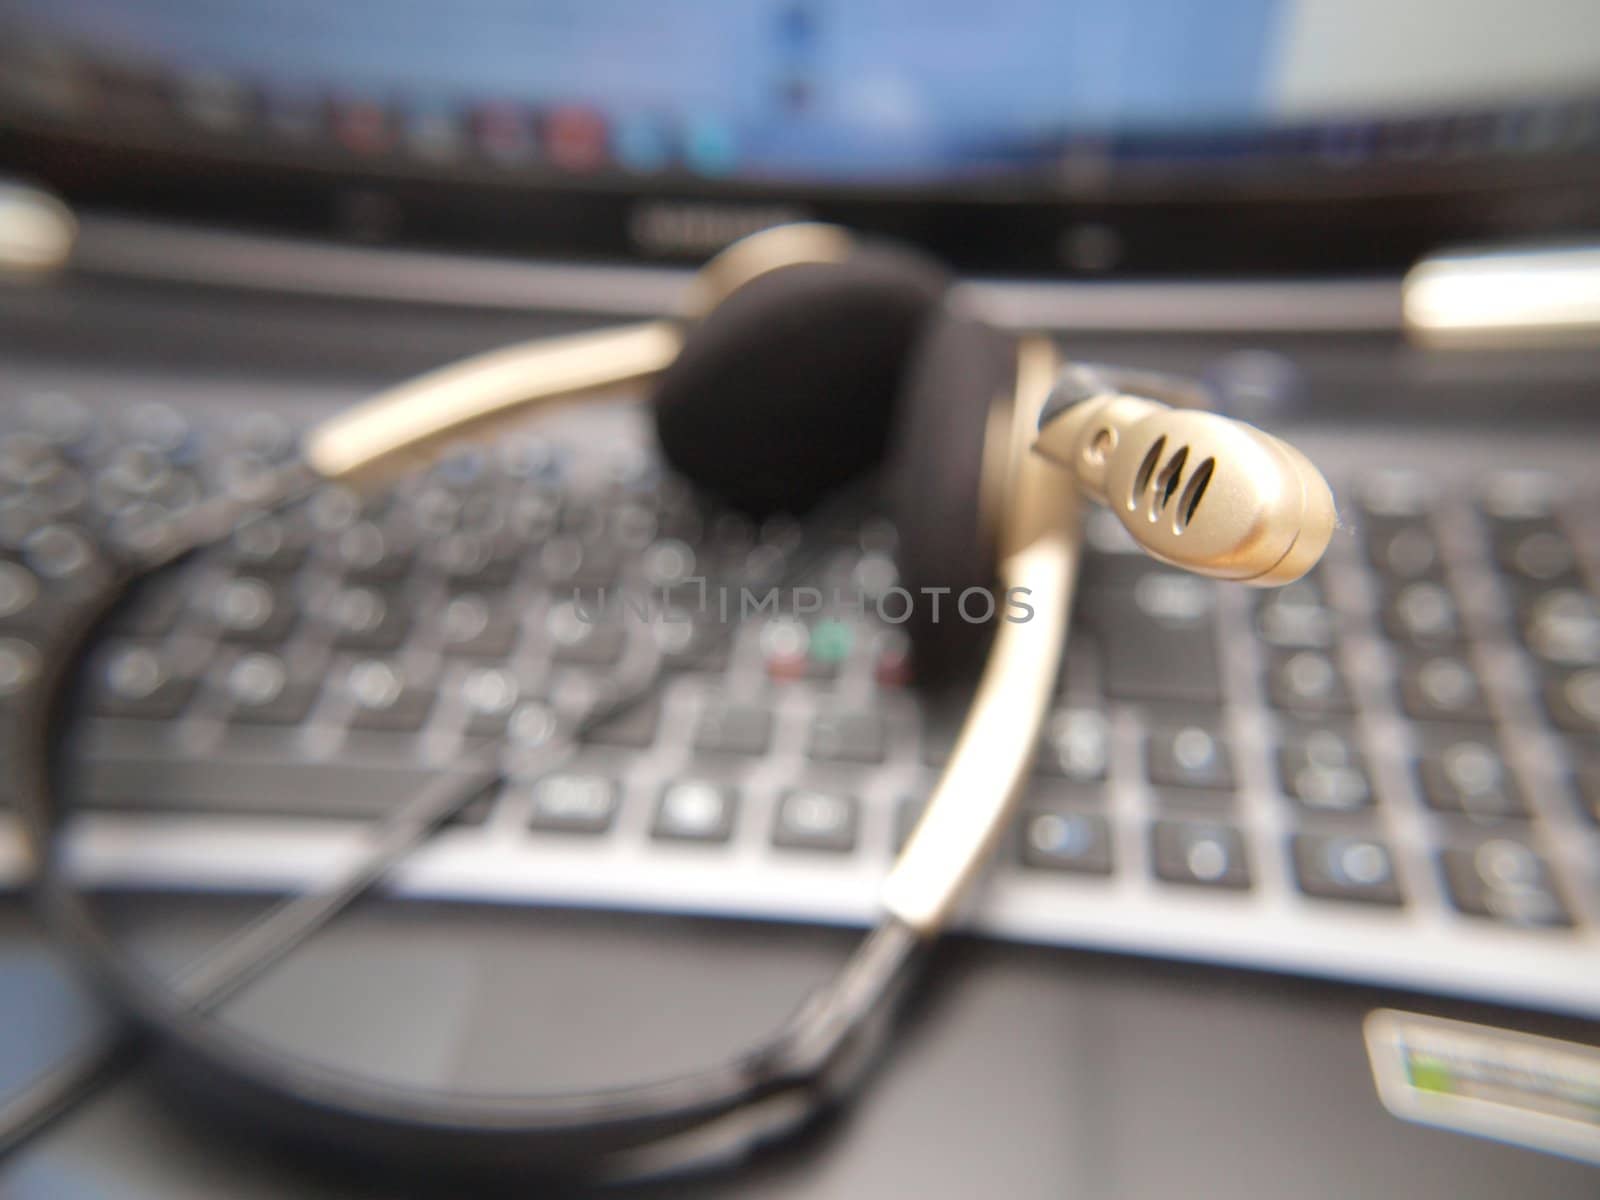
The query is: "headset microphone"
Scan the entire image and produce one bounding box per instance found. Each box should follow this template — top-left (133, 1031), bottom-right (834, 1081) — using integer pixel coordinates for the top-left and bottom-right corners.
top-left (1032, 362), bottom-right (1336, 587)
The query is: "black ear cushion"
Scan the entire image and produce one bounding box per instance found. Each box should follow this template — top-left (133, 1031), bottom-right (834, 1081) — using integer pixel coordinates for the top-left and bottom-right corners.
top-left (884, 310), bottom-right (1016, 682)
top-left (653, 247), bottom-right (949, 518)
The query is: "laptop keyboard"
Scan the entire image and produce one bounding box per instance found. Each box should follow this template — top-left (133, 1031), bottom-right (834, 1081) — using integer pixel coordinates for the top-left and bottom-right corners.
top-left (0, 388), bottom-right (1597, 1017)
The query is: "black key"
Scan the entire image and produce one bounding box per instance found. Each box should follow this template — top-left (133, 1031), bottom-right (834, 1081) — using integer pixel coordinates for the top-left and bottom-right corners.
top-left (1492, 519), bottom-right (1578, 588)
top-left (78, 754), bottom-right (484, 822)
top-left (544, 600), bottom-right (625, 666)
top-left (427, 529), bottom-right (520, 587)
top-left (89, 643), bottom-right (196, 720)
top-left (1398, 653), bottom-right (1491, 724)
top-left (1543, 667), bottom-right (1600, 736)
top-left (652, 614), bottom-right (731, 673)
top-left (1364, 520), bottom-right (1442, 581)
top-left (1020, 809), bottom-right (1113, 875)
top-left (652, 781), bottom-right (738, 843)
top-left (808, 710), bottom-right (887, 764)
top-left (439, 591), bottom-right (522, 659)
top-left (695, 702), bottom-right (773, 756)
top-left (321, 519), bottom-right (414, 582)
top-left (1087, 573), bottom-right (1219, 703)
top-left (1265, 649), bottom-right (1353, 715)
top-left (1381, 580), bottom-right (1462, 647)
top-left (226, 513), bottom-right (307, 575)
top-left (1150, 819), bottom-right (1251, 889)
top-left (772, 788), bottom-right (859, 853)
top-left (538, 536), bottom-right (621, 588)
top-left (1356, 470), bottom-right (1435, 523)
top-left (204, 575), bottom-right (297, 645)
top-left (457, 665), bottom-right (523, 737)
top-left (1439, 840), bottom-right (1572, 927)
top-left (324, 584), bottom-right (411, 651)
top-left (1035, 709), bottom-right (1111, 782)
top-left (1419, 737), bottom-right (1526, 819)
top-left (343, 659), bottom-right (434, 732)
top-left (584, 698), bottom-right (661, 749)
top-left (1520, 590), bottom-right (1600, 667)
top-left (526, 774), bottom-right (619, 834)
top-left (24, 523), bottom-right (102, 588)
top-left (1146, 724), bottom-right (1234, 790)
top-left (1291, 833), bottom-right (1404, 906)
top-left (1278, 731), bottom-right (1373, 813)
top-left (218, 652), bottom-right (321, 725)
top-left (1254, 578), bottom-right (1335, 649)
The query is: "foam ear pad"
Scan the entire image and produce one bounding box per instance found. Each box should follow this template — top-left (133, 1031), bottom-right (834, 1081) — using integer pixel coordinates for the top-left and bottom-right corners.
top-left (653, 248), bottom-right (949, 517)
top-left (884, 310), bottom-right (1017, 681)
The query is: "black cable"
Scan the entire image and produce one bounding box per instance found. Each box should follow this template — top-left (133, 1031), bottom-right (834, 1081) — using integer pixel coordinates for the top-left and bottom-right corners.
top-left (4, 474), bottom-right (916, 1179)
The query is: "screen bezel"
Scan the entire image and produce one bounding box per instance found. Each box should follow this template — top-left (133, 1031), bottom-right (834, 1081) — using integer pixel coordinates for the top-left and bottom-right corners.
top-left (4, 114), bottom-right (1599, 277)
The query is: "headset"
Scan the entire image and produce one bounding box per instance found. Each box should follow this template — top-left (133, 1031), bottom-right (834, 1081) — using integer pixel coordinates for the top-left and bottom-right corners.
top-left (11, 224), bottom-right (1335, 1182)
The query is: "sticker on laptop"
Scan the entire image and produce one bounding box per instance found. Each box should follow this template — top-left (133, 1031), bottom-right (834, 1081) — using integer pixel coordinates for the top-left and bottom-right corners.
top-left (1364, 1009), bottom-right (1600, 1165)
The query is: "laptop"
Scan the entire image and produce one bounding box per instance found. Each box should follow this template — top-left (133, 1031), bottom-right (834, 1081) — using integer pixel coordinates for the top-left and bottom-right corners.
top-left (0, 2), bottom-right (1596, 1194)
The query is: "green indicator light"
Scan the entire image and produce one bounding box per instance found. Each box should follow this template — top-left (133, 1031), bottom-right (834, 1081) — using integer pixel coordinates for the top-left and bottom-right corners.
top-left (1406, 1055), bottom-right (1457, 1095)
top-left (810, 620), bottom-right (853, 664)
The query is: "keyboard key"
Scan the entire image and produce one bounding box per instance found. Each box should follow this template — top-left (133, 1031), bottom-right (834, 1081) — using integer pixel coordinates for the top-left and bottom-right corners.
top-left (1357, 470), bottom-right (1435, 521)
top-left (206, 575), bottom-right (296, 645)
top-left (807, 710), bottom-right (887, 764)
top-left (1265, 649), bottom-right (1353, 714)
top-left (427, 529), bottom-right (520, 587)
top-left (1398, 654), bottom-right (1491, 724)
top-left (457, 666), bottom-right (522, 736)
top-left (219, 652), bottom-right (320, 725)
top-left (1278, 731), bottom-right (1373, 813)
top-left (694, 702), bottom-right (773, 756)
top-left (652, 613), bottom-right (732, 673)
top-left (1478, 470), bottom-right (1561, 523)
top-left (545, 600), bottom-right (625, 666)
top-left (583, 697), bottom-right (661, 749)
top-left (1381, 581), bottom-right (1462, 646)
top-left (1543, 667), bottom-right (1600, 736)
top-left (1035, 710), bottom-right (1111, 782)
top-left (1087, 573), bottom-right (1219, 703)
top-left (1150, 819), bottom-right (1251, 889)
top-left (439, 591), bottom-right (522, 658)
top-left (1146, 724), bottom-right (1234, 790)
top-left (343, 659), bottom-right (434, 732)
top-left (772, 788), bottom-right (859, 853)
top-left (78, 755), bottom-right (486, 821)
top-left (226, 513), bottom-right (306, 574)
top-left (1254, 578), bottom-right (1335, 649)
top-left (1439, 840), bottom-right (1572, 927)
top-left (1419, 737), bottom-right (1526, 819)
top-left (1020, 810), bottom-right (1113, 875)
top-left (527, 774), bottom-right (619, 834)
top-left (325, 585), bottom-right (410, 651)
top-left (321, 519), bottom-right (413, 581)
top-left (1520, 590), bottom-right (1600, 667)
top-left (653, 781), bottom-right (737, 843)
top-left (90, 643), bottom-right (195, 719)
top-left (1491, 520), bottom-right (1577, 588)
top-left (1291, 834), bottom-right (1403, 906)
top-left (1364, 521), bottom-right (1442, 581)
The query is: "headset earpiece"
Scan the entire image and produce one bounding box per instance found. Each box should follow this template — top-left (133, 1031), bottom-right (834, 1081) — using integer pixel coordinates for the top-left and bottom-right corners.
top-left (652, 246), bottom-right (949, 517)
